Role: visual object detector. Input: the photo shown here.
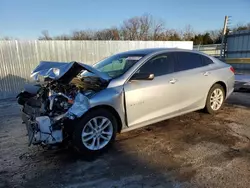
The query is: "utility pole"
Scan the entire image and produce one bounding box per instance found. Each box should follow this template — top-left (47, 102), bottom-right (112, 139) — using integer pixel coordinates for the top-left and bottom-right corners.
top-left (220, 16), bottom-right (229, 59)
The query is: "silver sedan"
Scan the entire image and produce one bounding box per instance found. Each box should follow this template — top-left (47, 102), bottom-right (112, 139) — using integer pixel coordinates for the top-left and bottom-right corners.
top-left (73, 48), bottom-right (235, 154)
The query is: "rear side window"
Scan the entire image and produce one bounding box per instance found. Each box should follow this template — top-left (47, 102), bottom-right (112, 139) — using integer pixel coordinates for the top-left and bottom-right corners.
top-left (202, 56), bottom-right (214, 65)
top-left (175, 52), bottom-right (205, 72)
top-left (138, 53), bottom-right (175, 77)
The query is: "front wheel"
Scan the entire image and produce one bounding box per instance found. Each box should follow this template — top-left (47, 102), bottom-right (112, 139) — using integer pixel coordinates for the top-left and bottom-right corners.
top-left (72, 109), bottom-right (117, 156)
top-left (204, 84), bottom-right (225, 114)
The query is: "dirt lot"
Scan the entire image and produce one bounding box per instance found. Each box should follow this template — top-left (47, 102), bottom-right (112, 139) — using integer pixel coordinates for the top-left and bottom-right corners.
top-left (1, 92), bottom-right (250, 188)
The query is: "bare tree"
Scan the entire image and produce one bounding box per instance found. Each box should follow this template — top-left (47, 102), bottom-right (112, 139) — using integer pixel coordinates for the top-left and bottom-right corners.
top-left (71, 30), bottom-right (94, 40)
top-left (165, 29), bottom-right (181, 41)
top-left (111, 28), bottom-right (120, 40)
top-left (120, 14), bottom-right (165, 41)
top-left (39, 30), bottom-right (52, 40)
top-left (152, 20), bottom-right (165, 40)
top-left (121, 16), bottom-right (140, 40)
top-left (182, 25), bottom-right (195, 41)
top-left (138, 14), bottom-right (151, 40)
top-left (232, 23), bottom-right (250, 32)
top-left (54, 34), bottom-right (70, 40)
top-left (37, 14), bottom-right (241, 43)
top-left (94, 28), bottom-right (120, 40)
top-left (208, 30), bottom-right (221, 43)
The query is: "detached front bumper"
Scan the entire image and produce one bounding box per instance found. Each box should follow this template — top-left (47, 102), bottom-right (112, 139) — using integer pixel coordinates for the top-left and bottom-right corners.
top-left (21, 105), bottom-right (63, 146)
top-left (21, 110), bottom-right (36, 146)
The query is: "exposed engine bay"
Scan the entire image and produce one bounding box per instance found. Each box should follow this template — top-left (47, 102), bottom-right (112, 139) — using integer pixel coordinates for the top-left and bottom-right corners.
top-left (17, 61), bottom-right (109, 146)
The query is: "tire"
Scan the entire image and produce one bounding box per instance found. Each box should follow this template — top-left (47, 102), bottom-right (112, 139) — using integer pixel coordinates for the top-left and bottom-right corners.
top-left (72, 108), bottom-right (117, 156)
top-left (204, 84), bottom-right (225, 114)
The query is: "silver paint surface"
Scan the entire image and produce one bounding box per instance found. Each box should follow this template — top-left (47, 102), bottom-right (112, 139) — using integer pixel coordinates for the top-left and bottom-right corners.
top-left (86, 49), bottom-right (235, 131)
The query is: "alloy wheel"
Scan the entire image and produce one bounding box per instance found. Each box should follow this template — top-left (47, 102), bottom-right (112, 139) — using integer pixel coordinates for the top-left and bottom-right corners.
top-left (81, 116), bottom-right (113, 151)
top-left (210, 88), bottom-right (224, 111)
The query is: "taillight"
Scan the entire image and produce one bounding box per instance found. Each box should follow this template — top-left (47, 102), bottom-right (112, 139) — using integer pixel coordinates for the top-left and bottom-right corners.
top-left (230, 66), bottom-right (235, 74)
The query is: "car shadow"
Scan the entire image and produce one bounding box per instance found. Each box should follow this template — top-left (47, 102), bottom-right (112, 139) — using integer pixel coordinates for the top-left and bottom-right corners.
top-left (19, 139), bottom-right (176, 188)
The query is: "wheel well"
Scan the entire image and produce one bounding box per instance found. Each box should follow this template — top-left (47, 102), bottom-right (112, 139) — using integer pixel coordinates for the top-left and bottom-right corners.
top-left (214, 81), bottom-right (227, 96)
top-left (87, 105), bottom-right (123, 133)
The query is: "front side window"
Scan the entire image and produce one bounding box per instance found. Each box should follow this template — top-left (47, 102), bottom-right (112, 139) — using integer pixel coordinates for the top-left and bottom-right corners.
top-left (175, 52), bottom-right (204, 72)
top-left (137, 53), bottom-right (175, 77)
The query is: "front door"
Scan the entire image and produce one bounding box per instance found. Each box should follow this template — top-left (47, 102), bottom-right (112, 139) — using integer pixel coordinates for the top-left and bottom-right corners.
top-left (124, 53), bottom-right (180, 127)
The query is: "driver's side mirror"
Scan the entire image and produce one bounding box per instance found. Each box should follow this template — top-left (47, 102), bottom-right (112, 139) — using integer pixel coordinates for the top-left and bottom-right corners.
top-left (131, 72), bottom-right (154, 81)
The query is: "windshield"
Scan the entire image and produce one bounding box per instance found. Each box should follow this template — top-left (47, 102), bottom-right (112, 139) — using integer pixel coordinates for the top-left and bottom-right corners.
top-left (81, 53), bottom-right (145, 79)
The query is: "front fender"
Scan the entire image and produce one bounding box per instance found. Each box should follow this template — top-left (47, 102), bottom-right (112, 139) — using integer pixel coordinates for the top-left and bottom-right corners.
top-left (89, 86), bottom-right (127, 129)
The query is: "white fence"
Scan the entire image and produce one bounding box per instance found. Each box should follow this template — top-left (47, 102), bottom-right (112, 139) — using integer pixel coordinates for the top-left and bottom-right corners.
top-left (0, 40), bottom-right (193, 99)
top-left (193, 44), bottom-right (221, 57)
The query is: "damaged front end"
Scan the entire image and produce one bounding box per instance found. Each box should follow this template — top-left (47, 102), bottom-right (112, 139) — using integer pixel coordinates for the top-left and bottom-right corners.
top-left (18, 61), bottom-right (110, 146)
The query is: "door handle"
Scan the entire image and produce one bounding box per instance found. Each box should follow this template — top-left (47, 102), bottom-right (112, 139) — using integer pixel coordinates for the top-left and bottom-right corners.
top-left (169, 78), bottom-right (177, 84)
top-left (203, 71), bottom-right (210, 76)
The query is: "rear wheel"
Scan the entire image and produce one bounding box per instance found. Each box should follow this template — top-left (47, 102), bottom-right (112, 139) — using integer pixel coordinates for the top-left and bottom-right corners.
top-left (72, 109), bottom-right (117, 156)
top-left (204, 84), bottom-right (225, 114)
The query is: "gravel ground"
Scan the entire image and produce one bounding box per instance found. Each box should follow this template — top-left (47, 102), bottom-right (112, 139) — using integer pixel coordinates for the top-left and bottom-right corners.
top-left (1, 92), bottom-right (250, 188)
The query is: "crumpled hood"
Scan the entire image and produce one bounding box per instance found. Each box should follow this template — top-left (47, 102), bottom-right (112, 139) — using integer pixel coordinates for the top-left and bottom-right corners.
top-left (31, 61), bottom-right (111, 83)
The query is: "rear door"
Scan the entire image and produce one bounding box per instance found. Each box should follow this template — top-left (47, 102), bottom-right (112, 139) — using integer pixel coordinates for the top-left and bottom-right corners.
top-left (172, 52), bottom-right (214, 113)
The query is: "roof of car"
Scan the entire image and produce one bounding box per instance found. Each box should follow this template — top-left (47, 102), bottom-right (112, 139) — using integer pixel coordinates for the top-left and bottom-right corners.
top-left (118, 48), bottom-right (190, 56)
